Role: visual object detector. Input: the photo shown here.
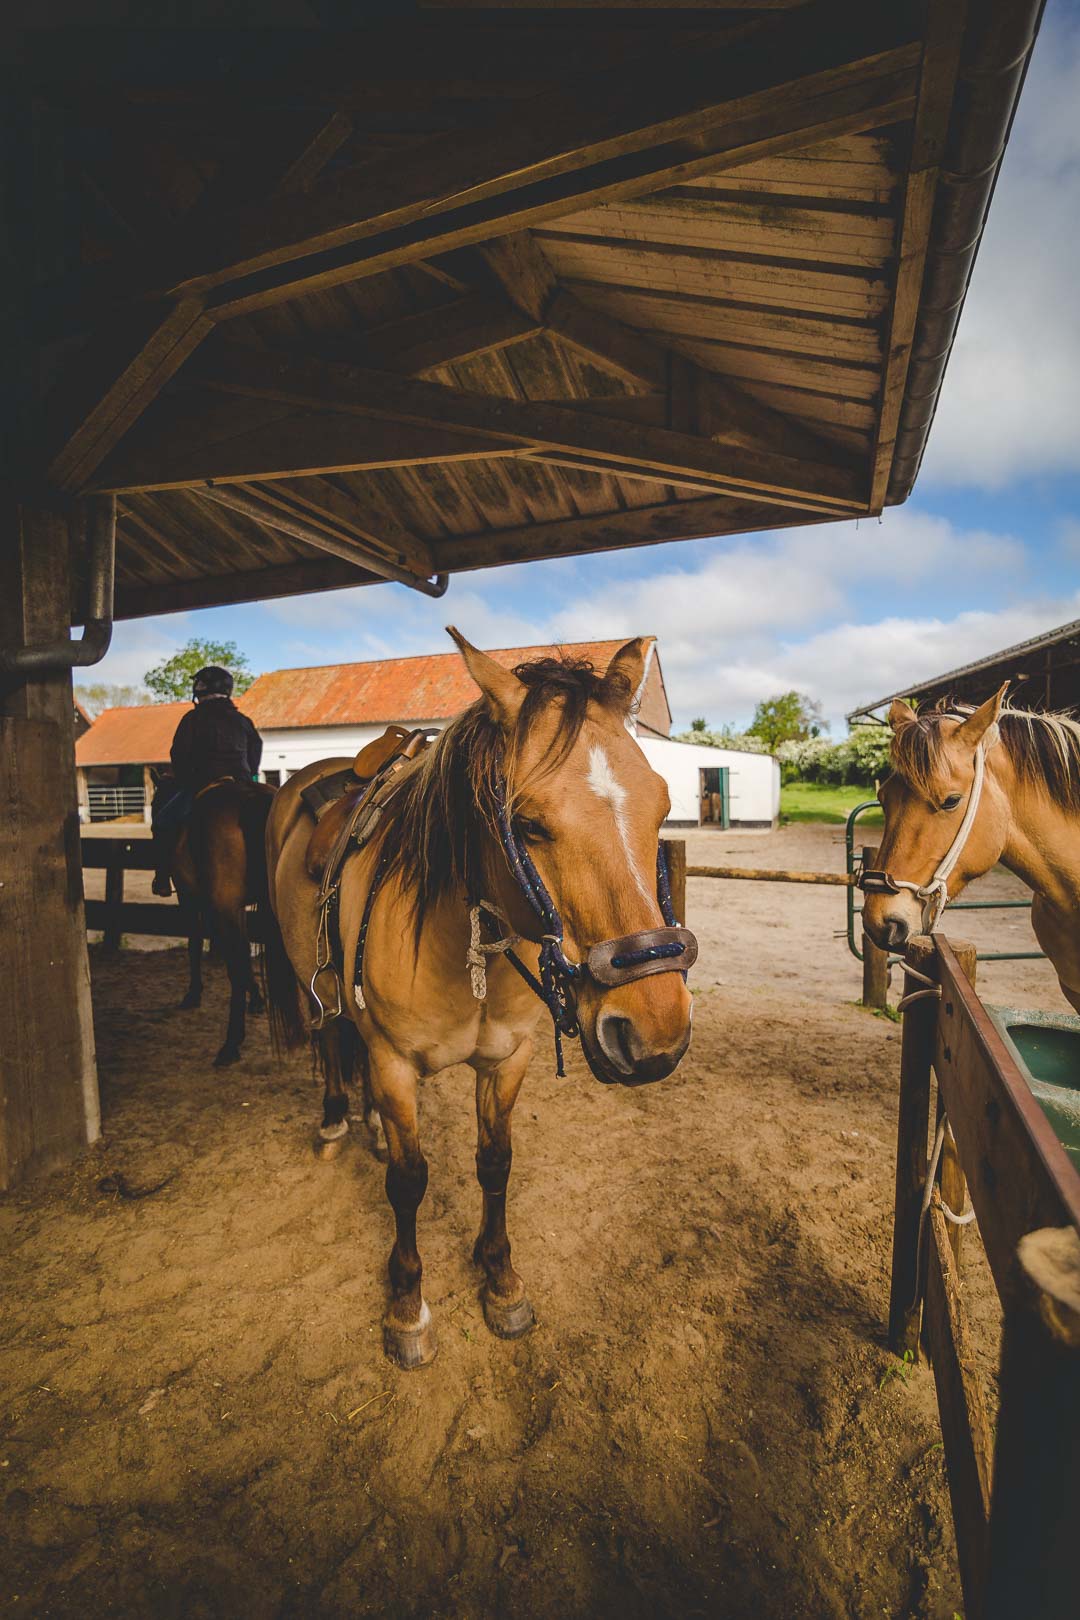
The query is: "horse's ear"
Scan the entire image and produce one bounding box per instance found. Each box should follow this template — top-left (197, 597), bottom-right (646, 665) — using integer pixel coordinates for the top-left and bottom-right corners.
top-left (954, 682), bottom-right (1008, 750)
top-left (446, 626), bottom-right (524, 725)
top-left (888, 698), bottom-right (918, 732)
top-left (602, 636), bottom-right (654, 710)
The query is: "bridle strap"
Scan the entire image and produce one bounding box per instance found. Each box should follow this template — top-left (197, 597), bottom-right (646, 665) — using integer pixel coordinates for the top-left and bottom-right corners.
top-left (490, 772), bottom-right (697, 1075)
top-left (859, 734), bottom-right (992, 931)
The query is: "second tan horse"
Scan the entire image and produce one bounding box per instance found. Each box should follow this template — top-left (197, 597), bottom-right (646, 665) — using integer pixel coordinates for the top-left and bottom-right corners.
top-left (262, 632), bottom-right (695, 1369)
top-left (861, 687), bottom-right (1080, 1012)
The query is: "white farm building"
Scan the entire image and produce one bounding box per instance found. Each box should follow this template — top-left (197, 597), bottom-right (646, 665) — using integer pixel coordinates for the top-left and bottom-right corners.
top-left (76, 639), bottom-right (778, 829)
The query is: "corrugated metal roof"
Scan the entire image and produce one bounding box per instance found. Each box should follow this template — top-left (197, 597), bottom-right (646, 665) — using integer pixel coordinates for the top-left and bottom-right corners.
top-left (75, 702), bottom-right (190, 767)
top-left (238, 639), bottom-right (636, 731)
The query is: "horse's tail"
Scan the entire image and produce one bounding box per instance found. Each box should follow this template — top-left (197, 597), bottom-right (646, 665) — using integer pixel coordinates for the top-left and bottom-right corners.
top-left (256, 890), bottom-right (308, 1055)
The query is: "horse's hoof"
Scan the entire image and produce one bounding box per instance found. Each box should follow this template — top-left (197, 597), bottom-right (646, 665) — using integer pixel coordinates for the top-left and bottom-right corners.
top-left (179, 993), bottom-right (201, 1011)
top-left (383, 1303), bottom-right (437, 1370)
top-left (481, 1289), bottom-right (535, 1340)
top-left (315, 1120), bottom-right (348, 1161)
top-left (213, 1046), bottom-right (241, 1068)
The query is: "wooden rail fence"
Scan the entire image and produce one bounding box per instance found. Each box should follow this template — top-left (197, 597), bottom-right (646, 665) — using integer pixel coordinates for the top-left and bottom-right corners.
top-left (889, 934), bottom-right (1080, 1620)
top-left (81, 837), bottom-right (194, 948)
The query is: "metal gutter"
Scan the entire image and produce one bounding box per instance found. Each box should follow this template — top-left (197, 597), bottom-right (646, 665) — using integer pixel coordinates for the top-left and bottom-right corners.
top-left (0, 495), bottom-right (115, 674)
top-left (888, 0), bottom-right (1047, 504)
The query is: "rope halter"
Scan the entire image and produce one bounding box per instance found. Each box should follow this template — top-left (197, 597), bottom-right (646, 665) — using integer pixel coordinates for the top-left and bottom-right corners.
top-left (858, 729), bottom-right (996, 932)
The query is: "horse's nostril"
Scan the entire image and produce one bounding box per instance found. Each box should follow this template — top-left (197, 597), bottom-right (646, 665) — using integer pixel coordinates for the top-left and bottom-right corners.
top-left (596, 1011), bottom-right (637, 1074)
top-left (883, 916), bottom-right (909, 949)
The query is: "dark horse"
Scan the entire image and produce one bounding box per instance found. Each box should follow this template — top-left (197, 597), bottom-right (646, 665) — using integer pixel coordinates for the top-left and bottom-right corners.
top-left (170, 779), bottom-right (277, 1066)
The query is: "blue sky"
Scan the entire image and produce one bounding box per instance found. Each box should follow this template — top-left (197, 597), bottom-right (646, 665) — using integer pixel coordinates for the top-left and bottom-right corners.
top-left (89, 1), bottom-right (1080, 734)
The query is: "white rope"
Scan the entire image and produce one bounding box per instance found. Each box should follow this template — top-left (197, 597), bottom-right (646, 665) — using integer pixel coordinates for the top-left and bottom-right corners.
top-left (910, 1118), bottom-right (977, 1309)
top-left (893, 960), bottom-right (943, 1013)
top-left (467, 901), bottom-right (522, 1002)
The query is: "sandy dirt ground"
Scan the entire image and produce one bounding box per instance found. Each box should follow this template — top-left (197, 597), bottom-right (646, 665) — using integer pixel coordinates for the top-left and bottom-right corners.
top-left (2, 825), bottom-right (1065, 1619)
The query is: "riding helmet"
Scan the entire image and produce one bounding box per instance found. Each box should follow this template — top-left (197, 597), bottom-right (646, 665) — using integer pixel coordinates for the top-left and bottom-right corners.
top-left (192, 665), bottom-right (234, 700)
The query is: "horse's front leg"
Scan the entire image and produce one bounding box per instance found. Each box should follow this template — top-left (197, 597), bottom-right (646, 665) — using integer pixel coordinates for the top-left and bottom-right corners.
top-left (472, 1037), bottom-right (535, 1339)
top-left (368, 1043), bottom-right (436, 1370)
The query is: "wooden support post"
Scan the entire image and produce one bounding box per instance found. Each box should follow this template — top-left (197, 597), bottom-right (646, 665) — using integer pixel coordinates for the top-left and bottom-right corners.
top-left (0, 501), bottom-right (100, 1188)
top-left (862, 933), bottom-right (889, 1009)
top-left (986, 1226), bottom-right (1080, 1620)
top-left (103, 850), bottom-right (124, 952)
top-left (860, 845), bottom-right (889, 1008)
top-left (662, 837), bottom-right (687, 926)
top-left (888, 933), bottom-right (938, 1356)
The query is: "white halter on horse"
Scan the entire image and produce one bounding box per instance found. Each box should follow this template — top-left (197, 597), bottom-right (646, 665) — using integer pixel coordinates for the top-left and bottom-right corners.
top-left (858, 721), bottom-right (999, 933)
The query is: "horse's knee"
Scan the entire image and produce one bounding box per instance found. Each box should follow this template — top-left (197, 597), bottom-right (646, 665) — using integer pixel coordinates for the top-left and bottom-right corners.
top-left (476, 1146), bottom-right (511, 1196)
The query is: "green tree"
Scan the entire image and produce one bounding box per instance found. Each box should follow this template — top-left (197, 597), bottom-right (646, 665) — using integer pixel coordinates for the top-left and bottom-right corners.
top-left (74, 681), bottom-right (150, 717)
top-left (746, 691), bottom-right (826, 752)
top-left (144, 638), bottom-right (254, 702)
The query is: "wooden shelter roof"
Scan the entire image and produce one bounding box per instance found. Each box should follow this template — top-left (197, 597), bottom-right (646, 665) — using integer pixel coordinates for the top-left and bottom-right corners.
top-left (848, 618), bottom-right (1080, 723)
top-left (13, 2), bottom-right (1043, 625)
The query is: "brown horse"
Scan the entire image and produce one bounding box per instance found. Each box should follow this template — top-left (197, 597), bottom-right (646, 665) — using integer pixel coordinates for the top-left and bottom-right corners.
top-left (171, 780), bottom-right (277, 1066)
top-left (862, 687), bottom-right (1080, 1012)
top-left (262, 632), bottom-right (695, 1369)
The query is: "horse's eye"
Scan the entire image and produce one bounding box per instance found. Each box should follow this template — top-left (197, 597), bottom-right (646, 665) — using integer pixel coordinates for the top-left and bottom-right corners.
top-left (941, 793), bottom-right (963, 812)
top-left (517, 817), bottom-right (550, 843)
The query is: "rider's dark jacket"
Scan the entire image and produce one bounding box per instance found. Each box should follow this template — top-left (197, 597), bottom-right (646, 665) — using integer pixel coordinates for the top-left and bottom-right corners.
top-left (171, 696), bottom-right (263, 791)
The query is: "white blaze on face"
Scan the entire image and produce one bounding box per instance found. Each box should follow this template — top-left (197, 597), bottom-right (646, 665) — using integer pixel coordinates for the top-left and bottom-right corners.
top-left (586, 744), bottom-right (654, 906)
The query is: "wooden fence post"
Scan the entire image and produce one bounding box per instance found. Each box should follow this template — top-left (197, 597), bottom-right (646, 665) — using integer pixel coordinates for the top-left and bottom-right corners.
top-left (986, 1226), bottom-right (1080, 1620)
top-left (662, 837), bottom-right (687, 925)
top-left (888, 933), bottom-right (939, 1356)
top-left (103, 847), bottom-right (124, 951)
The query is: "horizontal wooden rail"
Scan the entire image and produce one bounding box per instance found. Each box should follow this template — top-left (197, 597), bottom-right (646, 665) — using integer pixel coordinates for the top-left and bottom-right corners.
top-left (687, 864), bottom-right (854, 886)
top-left (81, 835), bottom-right (191, 947)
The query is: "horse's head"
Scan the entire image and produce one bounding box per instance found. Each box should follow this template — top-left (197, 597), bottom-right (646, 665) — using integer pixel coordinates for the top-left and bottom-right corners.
top-left (449, 629), bottom-right (694, 1086)
top-left (863, 685), bottom-right (1010, 951)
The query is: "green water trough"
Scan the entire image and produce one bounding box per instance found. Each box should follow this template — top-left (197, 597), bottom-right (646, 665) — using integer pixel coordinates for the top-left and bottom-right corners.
top-left (988, 1007), bottom-right (1080, 1171)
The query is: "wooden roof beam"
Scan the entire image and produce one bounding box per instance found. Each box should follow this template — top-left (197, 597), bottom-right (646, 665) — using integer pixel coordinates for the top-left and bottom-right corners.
top-left (113, 553), bottom-right (380, 621)
top-left (429, 490), bottom-right (826, 573)
top-left (90, 388), bottom-right (523, 493)
top-left (466, 230), bottom-right (857, 472)
top-left (190, 338), bottom-right (865, 513)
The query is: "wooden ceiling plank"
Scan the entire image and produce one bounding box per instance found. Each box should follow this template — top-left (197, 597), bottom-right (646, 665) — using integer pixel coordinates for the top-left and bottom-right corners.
top-left (141, 6), bottom-right (919, 300)
top-left (870, 0), bottom-right (966, 510)
top-left (192, 337), bottom-right (865, 512)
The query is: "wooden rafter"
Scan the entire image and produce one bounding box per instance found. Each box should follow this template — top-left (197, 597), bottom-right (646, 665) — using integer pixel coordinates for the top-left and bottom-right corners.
top-left (188, 339), bottom-right (865, 512)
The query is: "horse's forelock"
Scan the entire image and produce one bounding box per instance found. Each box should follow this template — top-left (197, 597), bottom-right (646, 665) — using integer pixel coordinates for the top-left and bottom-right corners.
top-left (374, 655), bottom-right (623, 944)
top-left (890, 698), bottom-right (1080, 814)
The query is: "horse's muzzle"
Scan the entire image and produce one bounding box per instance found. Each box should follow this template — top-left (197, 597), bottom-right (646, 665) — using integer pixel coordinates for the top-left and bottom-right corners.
top-left (582, 1008), bottom-right (692, 1087)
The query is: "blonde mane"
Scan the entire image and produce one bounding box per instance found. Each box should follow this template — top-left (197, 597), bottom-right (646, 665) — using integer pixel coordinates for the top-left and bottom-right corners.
top-left (891, 698), bottom-right (1080, 812)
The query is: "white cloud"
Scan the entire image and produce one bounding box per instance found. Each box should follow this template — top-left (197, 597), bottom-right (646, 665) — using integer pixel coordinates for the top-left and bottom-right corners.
top-left (920, 8), bottom-right (1080, 487)
top-left (77, 615), bottom-right (190, 690)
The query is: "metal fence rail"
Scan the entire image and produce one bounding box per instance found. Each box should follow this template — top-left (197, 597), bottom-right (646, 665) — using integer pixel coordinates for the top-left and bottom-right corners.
top-left (87, 785), bottom-right (146, 822)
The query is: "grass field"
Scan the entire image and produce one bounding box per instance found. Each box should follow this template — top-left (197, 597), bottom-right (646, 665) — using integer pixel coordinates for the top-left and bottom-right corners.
top-left (780, 781), bottom-right (883, 825)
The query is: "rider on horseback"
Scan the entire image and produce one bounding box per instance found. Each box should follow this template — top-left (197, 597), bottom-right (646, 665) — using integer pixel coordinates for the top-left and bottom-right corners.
top-left (151, 665), bottom-right (263, 896)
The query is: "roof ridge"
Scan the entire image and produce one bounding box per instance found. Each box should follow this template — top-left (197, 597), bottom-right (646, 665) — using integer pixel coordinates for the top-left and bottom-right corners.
top-left (247, 636), bottom-right (643, 683)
